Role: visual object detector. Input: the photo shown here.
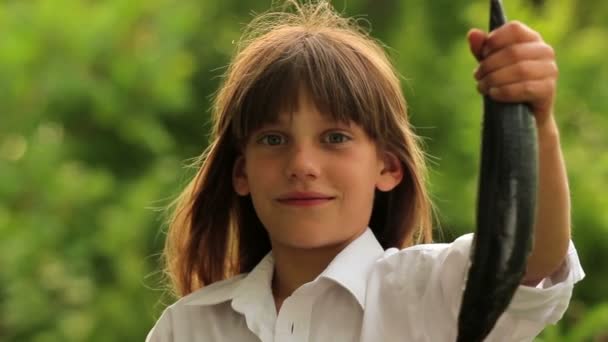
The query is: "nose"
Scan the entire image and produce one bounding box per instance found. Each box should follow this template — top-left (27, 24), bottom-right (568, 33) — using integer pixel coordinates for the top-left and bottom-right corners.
top-left (284, 142), bottom-right (321, 181)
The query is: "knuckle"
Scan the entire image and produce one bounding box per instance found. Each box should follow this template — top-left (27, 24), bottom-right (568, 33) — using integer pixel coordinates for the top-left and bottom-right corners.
top-left (497, 86), bottom-right (512, 99)
top-left (545, 44), bottom-right (556, 58)
top-left (484, 39), bottom-right (496, 53)
top-left (509, 20), bottom-right (524, 29)
top-left (484, 72), bottom-right (495, 85)
top-left (548, 79), bottom-right (557, 91)
top-left (477, 63), bottom-right (487, 76)
top-left (510, 21), bottom-right (526, 35)
top-left (523, 82), bottom-right (535, 97)
top-left (510, 20), bottom-right (539, 40)
top-left (507, 45), bottom-right (523, 60)
top-left (516, 62), bottom-right (529, 78)
top-left (509, 85), bottom-right (520, 97)
top-left (550, 61), bottom-right (559, 76)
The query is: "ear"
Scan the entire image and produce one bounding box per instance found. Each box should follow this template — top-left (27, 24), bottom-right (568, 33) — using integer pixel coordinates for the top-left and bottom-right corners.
top-left (232, 155), bottom-right (250, 196)
top-left (376, 151), bottom-right (404, 192)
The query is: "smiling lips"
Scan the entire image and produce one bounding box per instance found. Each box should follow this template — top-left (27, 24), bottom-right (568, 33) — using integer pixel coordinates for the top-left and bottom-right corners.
top-left (276, 191), bottom-right (336, 207)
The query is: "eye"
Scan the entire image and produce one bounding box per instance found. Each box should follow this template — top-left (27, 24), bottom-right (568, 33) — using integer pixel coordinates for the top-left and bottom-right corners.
top-left (323, 132), bottom-right (351, 144)
top-left (257, 133), bottom-right (286, 146)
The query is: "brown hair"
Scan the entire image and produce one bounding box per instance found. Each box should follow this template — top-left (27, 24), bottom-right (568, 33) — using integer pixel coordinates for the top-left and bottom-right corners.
top-left (164, 0), bottom-right (434, 297)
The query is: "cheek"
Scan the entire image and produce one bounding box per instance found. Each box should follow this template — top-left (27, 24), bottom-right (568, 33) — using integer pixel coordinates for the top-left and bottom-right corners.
top-left (330, 155), bottom-right (379, 192)
top-left (245, 155), bottom-right (281, 190)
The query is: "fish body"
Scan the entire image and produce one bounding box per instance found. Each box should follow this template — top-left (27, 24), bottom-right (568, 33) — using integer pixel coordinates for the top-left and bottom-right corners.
top-left (456, 1), bottom-right (538, 341)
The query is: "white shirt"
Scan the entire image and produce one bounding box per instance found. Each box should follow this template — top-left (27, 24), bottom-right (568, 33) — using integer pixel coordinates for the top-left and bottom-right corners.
top-left (146, 228), bottom-right (584, 342)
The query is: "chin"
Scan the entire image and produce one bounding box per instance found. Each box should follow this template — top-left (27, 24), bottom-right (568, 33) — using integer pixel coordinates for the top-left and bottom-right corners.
top-left (269, 225), bottom-right (351, 250)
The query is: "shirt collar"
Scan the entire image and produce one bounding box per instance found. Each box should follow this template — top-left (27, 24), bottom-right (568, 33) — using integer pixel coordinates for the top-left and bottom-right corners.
top-left (183, 252), bottom-right (277, 340)
top-left (184, 227), bottom-right (384, 310)
top-left (183, 253), bottom-right (274, 307)
top-left (316, 227), bottom-right (385, 309)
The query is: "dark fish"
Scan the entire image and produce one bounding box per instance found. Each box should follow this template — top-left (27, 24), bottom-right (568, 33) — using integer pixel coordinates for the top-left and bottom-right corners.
top-left (456, 1), bottom-right (538, 341)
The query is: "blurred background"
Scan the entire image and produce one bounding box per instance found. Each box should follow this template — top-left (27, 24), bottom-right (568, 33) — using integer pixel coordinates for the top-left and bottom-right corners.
top-left (1, 0), bottom-right (606, 341)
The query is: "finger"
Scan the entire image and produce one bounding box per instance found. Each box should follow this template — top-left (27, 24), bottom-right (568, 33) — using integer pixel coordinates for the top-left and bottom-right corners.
top-left (482, 21), bottom-right (542, 58)
top-left (467, 28), bottom-right (487, 61)
top-left (477, 60), bottom-right (558, 92)
top-left (474, 42), bottom-right (555, 80)
top-left (486, 79), bottom-right (555, 104)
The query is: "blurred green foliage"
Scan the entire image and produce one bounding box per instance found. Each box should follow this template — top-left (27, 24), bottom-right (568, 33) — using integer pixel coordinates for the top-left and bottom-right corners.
top-left (1, 0), bottom-right (606, 341)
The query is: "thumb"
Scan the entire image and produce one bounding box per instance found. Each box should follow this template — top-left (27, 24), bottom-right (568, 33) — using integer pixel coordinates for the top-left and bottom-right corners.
top-left (467, 28), bottom-right (487, 61)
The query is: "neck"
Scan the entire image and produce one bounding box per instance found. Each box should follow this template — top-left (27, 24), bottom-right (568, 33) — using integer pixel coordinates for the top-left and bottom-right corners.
top-left (271, 246), bottom-right (336, 300)
top-left (270, 230), bottom-right (366, 308)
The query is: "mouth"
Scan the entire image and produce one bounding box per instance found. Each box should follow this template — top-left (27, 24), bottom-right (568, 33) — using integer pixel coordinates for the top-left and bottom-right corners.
top-left (276, 192), bottom-right (336, 207)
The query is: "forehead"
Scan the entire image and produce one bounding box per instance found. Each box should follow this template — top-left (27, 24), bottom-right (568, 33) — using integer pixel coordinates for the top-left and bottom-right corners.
top-left (268, 87), bottom-right (351, 125)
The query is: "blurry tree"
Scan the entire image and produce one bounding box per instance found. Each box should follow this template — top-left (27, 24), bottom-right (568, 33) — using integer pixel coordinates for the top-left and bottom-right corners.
top-left (1, 1), bottom-right (208, 340)
top-left (0, 0), bottom-right (605, 341)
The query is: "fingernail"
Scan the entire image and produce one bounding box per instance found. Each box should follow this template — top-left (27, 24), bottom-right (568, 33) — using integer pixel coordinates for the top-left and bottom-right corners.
top-left (489, 87), bottom-right (499, 96)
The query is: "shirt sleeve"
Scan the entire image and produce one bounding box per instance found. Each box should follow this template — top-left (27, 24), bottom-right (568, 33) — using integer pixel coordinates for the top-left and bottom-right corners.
top-left (439, 233), bottom-right (585, 341)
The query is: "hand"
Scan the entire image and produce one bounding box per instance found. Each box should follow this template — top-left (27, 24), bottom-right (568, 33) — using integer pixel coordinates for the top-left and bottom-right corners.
top-left (467, 21), bottom-right (558, 131)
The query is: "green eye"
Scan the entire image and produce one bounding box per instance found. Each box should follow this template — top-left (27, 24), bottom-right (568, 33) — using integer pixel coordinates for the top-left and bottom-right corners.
top-left (324, 132), bottom-right (350, 144)
top-left (258, 134), bottom-right (285, 145)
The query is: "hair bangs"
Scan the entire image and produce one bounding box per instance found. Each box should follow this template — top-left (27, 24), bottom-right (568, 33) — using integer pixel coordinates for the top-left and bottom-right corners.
top-left (231, 48), bottom-right (303, 145)
top-left (232, 29), bottom-right (388, 146)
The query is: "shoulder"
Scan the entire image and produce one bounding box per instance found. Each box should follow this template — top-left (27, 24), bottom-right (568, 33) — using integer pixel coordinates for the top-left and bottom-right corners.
top-left (177, 273), bottom-right (247, 307)
top-left (383, 233), bottom-right (473, 260)
top-left (374, 233), bottom-right (473, 279)
top-left (156, 273), bottom-right (247, 313)
top-left (368, 234), bottom-right (473, 301)
top-left (146, 274), bottom-right (248, 342)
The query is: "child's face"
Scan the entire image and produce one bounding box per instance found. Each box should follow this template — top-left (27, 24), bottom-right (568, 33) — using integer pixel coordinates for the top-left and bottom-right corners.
top-left (233, 89), bottom-right (403, 251)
